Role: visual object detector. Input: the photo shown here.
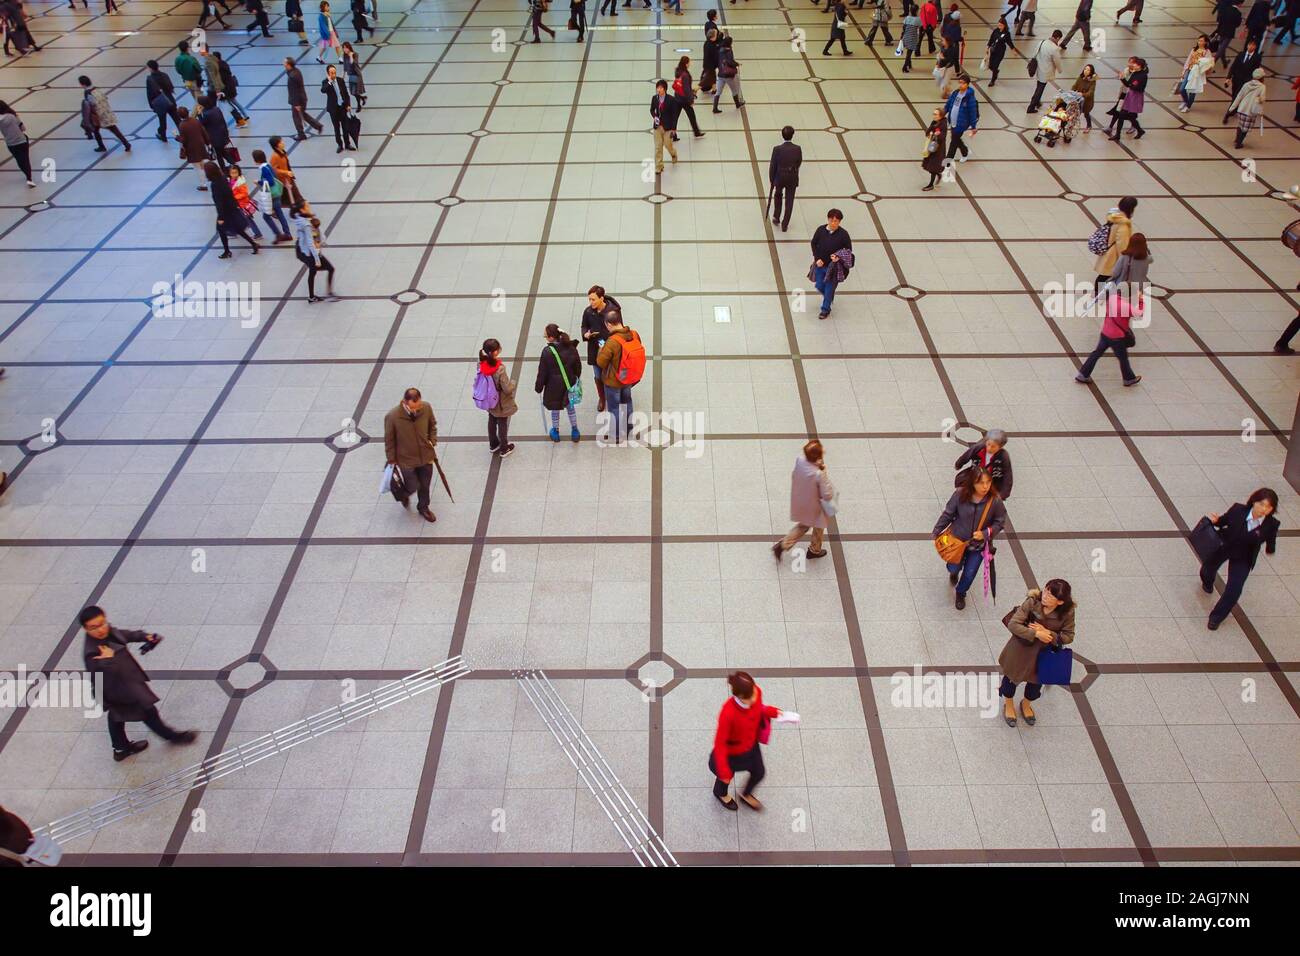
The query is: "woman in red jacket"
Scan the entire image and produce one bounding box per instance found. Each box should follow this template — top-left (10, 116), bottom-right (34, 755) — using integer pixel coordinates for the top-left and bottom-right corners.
top-left (710, 671), bottom-right (782, 810)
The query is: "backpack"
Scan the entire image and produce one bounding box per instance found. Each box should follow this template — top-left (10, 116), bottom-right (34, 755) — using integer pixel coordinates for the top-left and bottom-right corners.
top-left (614, 331), bottom-right (646, 386)
top-left (1087, 222), bottom-right (1112, 256)
top-left (672, 73), bottom-right (685, 97)
top-left (472, 369), bottom-right (500, 411)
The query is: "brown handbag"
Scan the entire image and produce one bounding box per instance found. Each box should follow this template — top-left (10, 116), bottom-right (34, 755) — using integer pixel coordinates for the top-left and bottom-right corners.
top-left (934, 496), bottom-right (993, 564)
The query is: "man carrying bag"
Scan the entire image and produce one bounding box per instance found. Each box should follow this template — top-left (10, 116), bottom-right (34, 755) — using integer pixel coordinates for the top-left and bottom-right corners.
top-left (383, 386), bottom-right (441, 523)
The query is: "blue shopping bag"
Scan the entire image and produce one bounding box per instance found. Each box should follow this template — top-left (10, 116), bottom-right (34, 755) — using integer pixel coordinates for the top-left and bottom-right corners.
top-left (1036, 646), bottom-right (1074, 686)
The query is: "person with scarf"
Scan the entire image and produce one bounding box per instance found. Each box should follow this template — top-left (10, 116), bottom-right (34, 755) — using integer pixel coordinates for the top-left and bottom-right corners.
top-left (478, 338), bottom-right (519, 457)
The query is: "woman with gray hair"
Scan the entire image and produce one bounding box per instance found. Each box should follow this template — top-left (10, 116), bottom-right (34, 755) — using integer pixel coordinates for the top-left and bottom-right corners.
top-left (954, 428), bottom-right (1012, 499)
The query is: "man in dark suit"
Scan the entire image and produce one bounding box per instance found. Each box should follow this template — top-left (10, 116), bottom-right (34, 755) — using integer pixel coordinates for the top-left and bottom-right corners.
top-left (1223, 39), bottom-right (1262, 119)
top-left (144, 60), bottom-right (182, 142)
top-left (321, 63), bottom-right (357, 152)
top-left (1199, 488), bottom-right (1280, 629)
top-left (198, 96), bottom-right (231, 170)
top-left (651, 79), bottom-right (681, 174)
top-left (285, 57), bottom-right (324, 140)
top-left (80, 605), bottom-right (197, 762)
top-left (768, 125), bottom-right (802, 233)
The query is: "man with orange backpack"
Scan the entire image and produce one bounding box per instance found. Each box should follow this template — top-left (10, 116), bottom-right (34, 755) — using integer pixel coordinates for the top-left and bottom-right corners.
top-left (596, 310), bottom-right (646, 445)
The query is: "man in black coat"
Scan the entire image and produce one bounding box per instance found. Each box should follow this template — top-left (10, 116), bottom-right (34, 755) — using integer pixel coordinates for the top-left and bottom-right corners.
top-left (651, 79), bottom-right (681, 174)
top-left (1223, 39), bottom-right (1263, 119)
top-left (80, 606), bottom-right (197, 761)
top-left (198, 96), bottom-right (231, 168)
top-left (701, 29), bottom-right (720, 92)
top-left (1214, 0), bottom-right (1243, 66)
top-left (246, 0), bottom-right (273, 37)
top-left (768, 125), bottom-right (802, 233)
top-left (811, 209), bottom-right (852, 319)
top-left (1244, 0), bottom-right (1271, 46)
top-left (1060, 0), bottom-right (1093, 51)
top-left (1199, 489), bottom-right (1280, 629)
top-left (581, 286), bottom-right (620, 412)
top-left (144, 60), bottom-right (181, 142)
top-left (285, 57), bottom-right (325, 140)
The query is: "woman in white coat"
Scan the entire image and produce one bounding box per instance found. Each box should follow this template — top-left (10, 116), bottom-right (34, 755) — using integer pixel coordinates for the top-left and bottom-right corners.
top-left (773, 440), bottom-right (835, 562)
top-left (1178, 35), bottom-right (1214, 112)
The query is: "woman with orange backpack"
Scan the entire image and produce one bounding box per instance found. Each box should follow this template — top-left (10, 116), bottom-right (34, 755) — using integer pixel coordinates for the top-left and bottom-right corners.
top-left (595, 309), bottom-right (645, 445)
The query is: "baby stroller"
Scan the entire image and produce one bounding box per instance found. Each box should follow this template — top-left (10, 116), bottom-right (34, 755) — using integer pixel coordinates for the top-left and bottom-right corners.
top-left (1033, 99), bottom-right (1069, 148)
top-left (1058, 89), bottom-right (1085, 143)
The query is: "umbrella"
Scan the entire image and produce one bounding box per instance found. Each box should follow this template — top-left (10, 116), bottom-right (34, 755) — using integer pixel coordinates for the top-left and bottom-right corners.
top-left (431, 453), bottom-right (454, 504)
top-left (765, 182), bottom-right (775, 222)
top-left (983, 539), bottom-right (997, 602)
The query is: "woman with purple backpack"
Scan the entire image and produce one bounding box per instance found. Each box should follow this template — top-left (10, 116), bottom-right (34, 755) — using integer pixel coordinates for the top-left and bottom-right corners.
top-left (474, 338), bottom-right (518, 458)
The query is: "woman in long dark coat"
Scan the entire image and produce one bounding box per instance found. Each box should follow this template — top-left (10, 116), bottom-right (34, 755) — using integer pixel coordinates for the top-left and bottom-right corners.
top-left (535, 323), bottom-right (584, 442)
top-left (205, 161), bottom-right (260, 258)
top-left (922, 107), bottom-right (947, 190)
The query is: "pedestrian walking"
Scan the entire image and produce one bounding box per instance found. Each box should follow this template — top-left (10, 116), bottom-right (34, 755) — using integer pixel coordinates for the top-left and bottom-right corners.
top-left (198, 95), bottom-right (232, 171)
top-left (213, 50), bottom-right (250, 127)
top-left (292, 201), bottom-right (335, 300)
top-left (178, 106), bottom-right (212, 189)
top-left (701, 28), bottom-right (720, 92)
top-left (900, 3), bottom-right (923, 71)
top-left (919, 0), bottom-right (939, 50)
top-left (769, 125), bottom-right (802, 232)
top-left (944, 73), bottom-right (979, 162)
top-left (0, 101), bottom-right (34, 187)
top-left (246, 0), bottom-right (273, 37)
top-left (199, 0), bottom-right (231, 29)
top-left (708, 671), bottom-right (789, 811)
top-left (865, 0), bottom-right (895, 45)
top-left (251, 148), bottom-right (293, 242)
top-left (207, 161), bottom-right (260, 257)
top-left (934, 34), bottom-right (958, 97)
top-left (321, 63), bottom-right (358, 152)
top-left (772, 439), bottom-right (835, 561)
top-left (175, 40), bottom-right (203, 103)
top-left (983, 16), bottom-right (1015, 85)
top-left (932, 465), bottom-right (1006, 610)
top-left (1026, 30), bottom-right (1063, 113)
top-left (271, 135), bottom-right (307, 206)
top-left (1228, 68), bottom-right (1266, 148)
top-left (383, 387), bottom-right (440, 522)
top-left (1074, 283), bottom-right (1143, 386)
top-left (350, 0), bottom-right (374, 41)
top-left (531, 0), bottom-right (556, 41)
top-left (998, 580), bottom-right (1075, 726)
top-left (1199, 489), bottom-right (1280, 630)
top-left (286, 0), bottom-right (311, 45)
top-left (1176, 35), bottom-right (1214, 112)
top-left (921, 106), bottom-right (947, 190)
top-left (824, 1), bottom-right (853, 56)
top-left (810, 208), bottom-right (852, 319)
top-left (228, 164), bottom-right (264, 240)
top-left (1224, 39), bottom-right (1263, 113)
top-left (954, 428), bottom-right (1012, 499)
top-left (1060, 0), bottom-right (1094, 51)
top-left (144, 60), bottom-right (182, 141)
top-left (712, 35), bottom-right (745, 110)
top-left (535, 324), bottom-right (583, 442)
top-left (1015, 0), bottom-right (1037, 35)
top-left (476, 338), bottom-right (519, 458)
top-left (317, 0), bottom-right (343, 63)
top-left (285, 57), bottom-right (325, 140)
top-left (80, 606), bottom-right (198, 762)
top-left (342, 42), bottom-right (368, 108)
top-left (1115, 0), bottom-right (1142, 25)
top-left (650, 79), bottom-right (680, 174)
top-left (1108, 56), bottom-right (1148, 139)
top-left (78, 76), bottom-right (130, 153)
top-left (673, 56), bottom-right (704, 137)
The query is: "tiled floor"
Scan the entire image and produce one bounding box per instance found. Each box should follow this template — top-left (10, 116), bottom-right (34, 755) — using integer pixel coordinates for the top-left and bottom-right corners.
top-left (0, 0), bottom-right (1297, 865)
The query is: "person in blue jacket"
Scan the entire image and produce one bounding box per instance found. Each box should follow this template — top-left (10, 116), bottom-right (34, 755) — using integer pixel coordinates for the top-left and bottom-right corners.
top-left (943, 73), bottom-right (979, 162)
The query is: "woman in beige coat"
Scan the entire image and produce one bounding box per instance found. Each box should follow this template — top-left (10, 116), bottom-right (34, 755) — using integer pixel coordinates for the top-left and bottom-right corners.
top-left (772, 439), bottom-right (835, 562)
top-left (997, 579), bottom-right (1075, 726)
top-left (1093, 196), bottom-right (1136, 285)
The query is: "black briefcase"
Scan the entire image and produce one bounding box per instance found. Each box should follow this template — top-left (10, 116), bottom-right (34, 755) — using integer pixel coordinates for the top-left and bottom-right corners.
top-left (1189, 516), bottom-right (1224, 564)
top-left (345, 113), bottom-right (361, 142)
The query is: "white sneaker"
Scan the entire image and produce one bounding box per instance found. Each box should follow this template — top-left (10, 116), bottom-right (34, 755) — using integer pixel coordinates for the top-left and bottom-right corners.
top-left (958, 153), bottom-right (968, 162)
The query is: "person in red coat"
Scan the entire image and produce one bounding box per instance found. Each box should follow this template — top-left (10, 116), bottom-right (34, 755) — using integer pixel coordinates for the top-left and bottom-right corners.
top-left (709, 671), bottom-right (782, 810)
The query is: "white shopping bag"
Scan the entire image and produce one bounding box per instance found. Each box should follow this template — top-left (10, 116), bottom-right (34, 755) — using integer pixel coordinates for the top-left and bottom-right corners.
top-left (380, 463), bottom-right (394, 495)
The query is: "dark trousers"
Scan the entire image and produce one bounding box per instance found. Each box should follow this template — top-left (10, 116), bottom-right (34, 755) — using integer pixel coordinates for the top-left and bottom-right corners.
top-left (924, 24), bottom-right (935, 51)
top-left (865, 22), bottom-right (894, 44)
top-left (1201, 552), bottom-right (1252, 623)
top-left (573, 6), bottom-right (586, 38)
top-left (218, 221), bottom-right (258, 253)
top-left (92, 125), bottom-right (130, 149)
top-left (823, 30), bottom-right (849, 54)
top-left (681, 101), bottom-right (701, 134)
top-left (1061, 17), bottom-right (1091, 48)
top-left (109, 706), bottom-right (182, 752)
top-left (400, 463), bottom-right (433, 511)
top-left (946, 129), bottom-right (968, 159)
top-left (532, 11), bottom-right (555, 39)
top-left (1078, 333), bottom-right (1137, 381)
top-left (772, 182), bottom-right (796, 229)
top-left (1028, 80), bottom-right (1048, 111)
top-left (709, 743), bottom-right (766, 798)
top-left (600, 0), bottom-right (616, 11)
top-left (1014, 11), bottom-right (1035, 34)
top-left (999, 675), bottom-right (1042, 701)
top-left (1112, 110), bottom-right (1143, 136)
top-left (249, 12), bottom-right (272, 36)
top-left (296, 249), bottom-right (335, 296)
top-left (153, 102), bottom-right (182, 138)
top-left (488, 414), bottom-right (511, 451)
top-left (293, 105), bottom-right (325, 136)
top-left (328, 109), bottom-right (356, 149)
top-left (7, 141), bottom-right (33, 181)
top-left (1276, 313), bottom-right (1300, 350)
